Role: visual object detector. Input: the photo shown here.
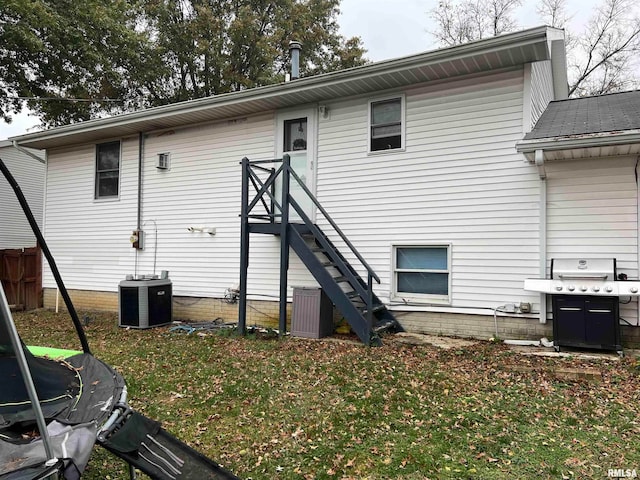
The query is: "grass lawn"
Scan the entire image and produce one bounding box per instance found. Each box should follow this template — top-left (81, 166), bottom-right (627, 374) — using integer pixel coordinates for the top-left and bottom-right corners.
top-left (12, 309), bottom-right (640, 480)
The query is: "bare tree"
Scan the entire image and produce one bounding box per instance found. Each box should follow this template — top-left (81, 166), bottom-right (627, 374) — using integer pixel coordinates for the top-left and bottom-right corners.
top-left (536, 0), bottom-right (570, 28)
top-left (430, 0), bottom-right (640, 97)
top-left (567, 0), bottom-right (640, 96)
top-left (430, 0), bottom-right (523, 47)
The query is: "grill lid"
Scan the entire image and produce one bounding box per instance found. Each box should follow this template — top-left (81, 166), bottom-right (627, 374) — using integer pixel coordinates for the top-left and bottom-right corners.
top-left (551, 258), bottom-right (616, 280)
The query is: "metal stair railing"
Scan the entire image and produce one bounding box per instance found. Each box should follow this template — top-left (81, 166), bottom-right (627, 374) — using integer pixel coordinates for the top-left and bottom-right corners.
top-left (240, 155), bottom-right (382, 341)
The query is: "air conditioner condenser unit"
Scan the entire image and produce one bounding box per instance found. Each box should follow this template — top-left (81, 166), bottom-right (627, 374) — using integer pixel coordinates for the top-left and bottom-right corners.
top-left (118, 278), bottom-right (172, 329)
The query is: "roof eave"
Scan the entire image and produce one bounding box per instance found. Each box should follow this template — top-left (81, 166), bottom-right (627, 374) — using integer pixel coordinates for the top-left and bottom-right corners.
top-left (11, 26), bottom-right (555, 150)
top-left (516, 130), bottom-right (640, 161)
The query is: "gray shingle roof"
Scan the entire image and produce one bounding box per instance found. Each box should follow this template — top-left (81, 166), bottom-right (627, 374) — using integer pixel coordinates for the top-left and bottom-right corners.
top-left (524, 90), bottom-right (640, 140)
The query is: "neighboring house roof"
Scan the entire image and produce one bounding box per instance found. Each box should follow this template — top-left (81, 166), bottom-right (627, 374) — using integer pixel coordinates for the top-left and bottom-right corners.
top-left (12, 26), bottom-right (566, 150)
top-left (0, 140), bottom-right (45, 164)
top-left (516, 90), bottom-right (640, 162)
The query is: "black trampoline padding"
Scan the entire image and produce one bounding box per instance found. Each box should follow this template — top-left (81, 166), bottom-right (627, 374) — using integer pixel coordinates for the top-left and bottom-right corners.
top-left (60, 353), bottom-right (125, 426)
top-left (102, 413), bottom-right (241, 480)
top-left (0, 318), bottom-right (80, 430)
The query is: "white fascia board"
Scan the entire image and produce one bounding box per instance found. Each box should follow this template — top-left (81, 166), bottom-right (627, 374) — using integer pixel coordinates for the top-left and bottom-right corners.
top-left (516, 130), bottom-right (640, 157)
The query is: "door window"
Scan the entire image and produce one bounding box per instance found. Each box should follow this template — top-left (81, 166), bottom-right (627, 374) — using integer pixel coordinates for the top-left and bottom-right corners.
top-left (284, 118), bottom-right (307, 152)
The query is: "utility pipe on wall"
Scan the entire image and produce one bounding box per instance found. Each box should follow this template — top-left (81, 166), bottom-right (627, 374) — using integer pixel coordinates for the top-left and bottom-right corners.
top-left (135, 132), bottom-right (145, 278)
top-left (536, 149), bottom-right (547, 324)
top-left (137, 132), bottom-right (144, 231)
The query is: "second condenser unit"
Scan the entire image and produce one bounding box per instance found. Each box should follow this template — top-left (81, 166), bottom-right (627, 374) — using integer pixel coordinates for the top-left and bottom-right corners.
top-left (291, 287), bottom-right (333, 338)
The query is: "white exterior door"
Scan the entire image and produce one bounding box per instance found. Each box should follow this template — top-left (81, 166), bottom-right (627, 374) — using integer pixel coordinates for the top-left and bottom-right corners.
top-left (275, 108), bottom-right (316, 222)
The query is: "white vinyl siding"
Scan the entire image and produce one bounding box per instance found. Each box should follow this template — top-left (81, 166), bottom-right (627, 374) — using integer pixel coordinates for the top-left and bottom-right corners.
top-left (315, 68), bottom-right (539, 312)
top-left (42, 68), bottom-right (544, 321)
top-left (137, 112), bottom-right (298, 299)
top-left (530, 61), bottom-right (554, 127)
top-left (0, 145), bottom-right (44, 249)
top-left (41, 113), bottom-right (316, 300)
top-left (546, 157), bottom-right (638, 325)
top-left (43, 140), bottom-right (138, 289)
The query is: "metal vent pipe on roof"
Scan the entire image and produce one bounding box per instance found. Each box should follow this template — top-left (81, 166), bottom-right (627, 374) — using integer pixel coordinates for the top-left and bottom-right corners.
top-left (289, 41), bottom-right (302, 80)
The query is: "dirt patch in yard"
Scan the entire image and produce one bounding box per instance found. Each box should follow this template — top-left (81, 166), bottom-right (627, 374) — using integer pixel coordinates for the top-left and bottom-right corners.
top-left (391, 332), bottom-right (478, 349)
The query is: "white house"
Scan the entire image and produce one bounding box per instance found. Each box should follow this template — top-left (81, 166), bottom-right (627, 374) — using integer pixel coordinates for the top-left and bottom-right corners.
top-left (0, 140), bottom-right (45, 249)
top-left (0, 140), bottom-right (45, 310)
top-left (9, 26), bottom-right (640, 346)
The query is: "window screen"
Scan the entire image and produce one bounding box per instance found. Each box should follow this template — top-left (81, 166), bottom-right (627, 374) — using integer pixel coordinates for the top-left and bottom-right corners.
top-left (95, 141), bottom-right (120, 198)
top-left (394, 246), bottom-right (450, 299)
top-left (370, 98), bottom-right (402, 151)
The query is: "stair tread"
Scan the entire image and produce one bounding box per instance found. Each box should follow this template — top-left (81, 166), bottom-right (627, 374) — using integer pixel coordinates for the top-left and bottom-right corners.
top-left (333, 276), bottom-right (350, 283)
top-left (358, 304), bottom-right (387, 314)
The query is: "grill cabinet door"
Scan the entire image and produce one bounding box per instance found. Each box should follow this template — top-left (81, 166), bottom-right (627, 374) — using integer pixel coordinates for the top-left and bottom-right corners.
top-left (584, 298), bottom-right (617, 347)
top-left (553, 296), bottom-right (585, 345)
top-left (552, 295), bottom-right (621, 352)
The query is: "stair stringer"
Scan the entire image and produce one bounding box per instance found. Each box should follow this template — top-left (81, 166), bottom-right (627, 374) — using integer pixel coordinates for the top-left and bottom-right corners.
top-left (307, 230), bottom-right (402, 334)
top-left (288, 226), bottom-right (380, 345)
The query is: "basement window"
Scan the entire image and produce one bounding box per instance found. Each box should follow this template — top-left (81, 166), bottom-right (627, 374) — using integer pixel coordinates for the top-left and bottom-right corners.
top-left (95, 141), bottom-right (121, 199)
top-left (392, 245), bottom-right (450, 303)
top-left (369, 96), bottom-right (404, 152)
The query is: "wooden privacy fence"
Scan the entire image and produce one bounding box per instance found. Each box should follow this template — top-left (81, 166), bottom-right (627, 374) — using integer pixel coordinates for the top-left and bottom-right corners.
top-left (0, 246), bottom-right (42, 310)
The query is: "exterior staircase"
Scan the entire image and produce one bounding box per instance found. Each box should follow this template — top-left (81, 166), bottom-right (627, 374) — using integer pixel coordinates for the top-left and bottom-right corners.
top-left (239, 155), bottom-right (400, 345)
top-left (289, 224), bottom-right (399, 345)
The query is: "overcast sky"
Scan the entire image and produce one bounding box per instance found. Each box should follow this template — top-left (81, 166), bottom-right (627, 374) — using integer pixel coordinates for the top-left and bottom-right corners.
top-left (0, 0), bottom-right (629, 139)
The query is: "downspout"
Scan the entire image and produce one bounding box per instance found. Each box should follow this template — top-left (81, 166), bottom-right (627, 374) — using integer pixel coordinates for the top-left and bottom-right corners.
top-left (135, 132), bottom-right (144, 278)
top-left (137, 132), bottom-right (144, 231)
top-left (536, 149), bottom-right (547, 324)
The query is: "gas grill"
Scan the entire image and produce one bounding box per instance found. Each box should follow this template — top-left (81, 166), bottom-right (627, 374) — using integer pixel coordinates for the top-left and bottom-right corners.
top-left (524, 258), bottom-right (640, 297)
top-left (523, 258), bottom-right (637, 354)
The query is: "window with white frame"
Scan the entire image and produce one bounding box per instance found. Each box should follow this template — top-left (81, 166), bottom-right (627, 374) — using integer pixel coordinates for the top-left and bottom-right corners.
top-left (369, 96), bottom-right (404, 152)
top-left (95, 141), bottom-right (120, 199)
top-left (393, 245), bottom-right (450, 302)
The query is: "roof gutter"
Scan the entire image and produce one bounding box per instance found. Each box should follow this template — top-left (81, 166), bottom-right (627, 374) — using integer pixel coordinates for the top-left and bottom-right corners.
top-left (516, 130), bottom-right (640, 155)
top-left (10, 26), bottom-right (553, 148)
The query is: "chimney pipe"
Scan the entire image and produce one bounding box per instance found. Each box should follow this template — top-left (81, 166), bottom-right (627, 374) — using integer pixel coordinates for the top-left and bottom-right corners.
top-left (289, 41), bottom-right (302, 80)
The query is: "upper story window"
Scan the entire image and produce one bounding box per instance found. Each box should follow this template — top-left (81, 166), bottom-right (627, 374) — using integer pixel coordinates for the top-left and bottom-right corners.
top-left (95, 141), bottom-right (120, 199)
top-left (369, 96), bottom-right (404, 152)
top-left (392, 245), bottom-right (451, 303)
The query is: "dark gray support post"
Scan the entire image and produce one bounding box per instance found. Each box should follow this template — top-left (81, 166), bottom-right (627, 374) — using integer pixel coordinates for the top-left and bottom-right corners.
top-left (270, 167), bottom-right (276, 224)
top-left (278, 154), bottom-right (291, 335)
top-left (238, 157), bottom-right (250, 335)
top-left (367, 274), bottom-right (374, 340)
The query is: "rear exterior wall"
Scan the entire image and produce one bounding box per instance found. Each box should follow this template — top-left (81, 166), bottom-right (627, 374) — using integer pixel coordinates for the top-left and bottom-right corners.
top-left (41, 67), bottom-right (554, 338)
